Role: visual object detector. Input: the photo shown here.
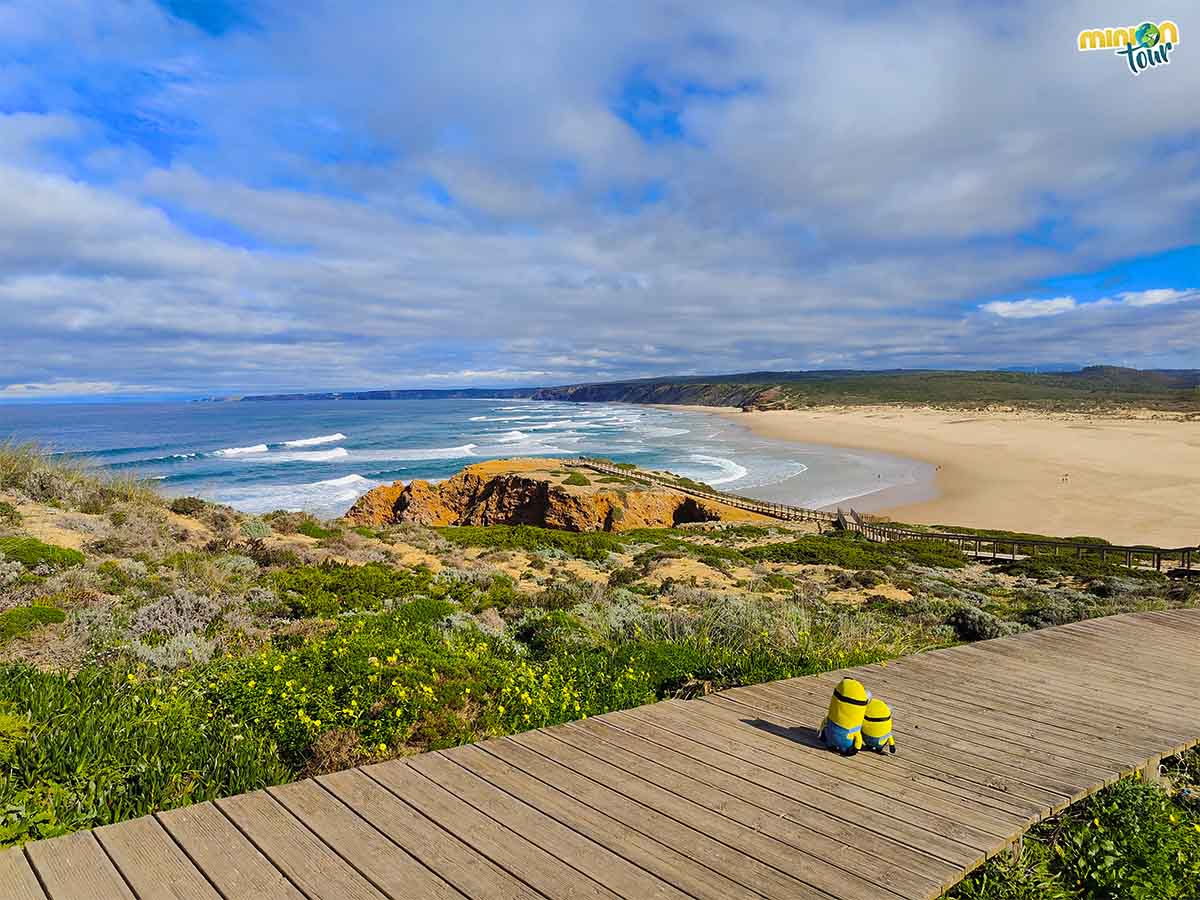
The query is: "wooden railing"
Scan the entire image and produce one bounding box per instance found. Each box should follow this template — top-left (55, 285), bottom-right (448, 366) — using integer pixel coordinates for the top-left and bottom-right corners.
top-left (575, 458), bottom-right (1197, 574)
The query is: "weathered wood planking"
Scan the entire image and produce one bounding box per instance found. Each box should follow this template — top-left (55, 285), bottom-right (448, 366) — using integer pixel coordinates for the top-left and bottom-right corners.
top-left (14, 609), bottom-right (1200, 899)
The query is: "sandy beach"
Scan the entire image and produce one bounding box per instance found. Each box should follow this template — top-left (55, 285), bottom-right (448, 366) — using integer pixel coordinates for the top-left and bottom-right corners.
top-left (670, 405), bottom-right (1200, 548)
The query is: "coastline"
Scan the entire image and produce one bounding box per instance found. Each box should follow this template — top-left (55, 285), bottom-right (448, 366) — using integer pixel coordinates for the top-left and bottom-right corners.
top-left (657, 404), bottom-right (1200, 547)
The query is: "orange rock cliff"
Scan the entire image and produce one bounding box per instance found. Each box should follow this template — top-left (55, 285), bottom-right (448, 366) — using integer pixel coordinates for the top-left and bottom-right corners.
top-left (343, 459), bottom-right (765, 532)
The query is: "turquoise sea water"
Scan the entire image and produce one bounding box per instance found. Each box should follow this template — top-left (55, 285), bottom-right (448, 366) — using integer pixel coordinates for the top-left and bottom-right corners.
top-left (0, 399), bottom-right (933, 518)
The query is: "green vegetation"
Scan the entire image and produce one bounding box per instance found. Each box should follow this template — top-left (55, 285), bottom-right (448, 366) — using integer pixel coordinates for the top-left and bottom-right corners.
top-left (0, 501), bottom-right (20, 527)
top-left (951, 753), bottom-right (1200, 899)
top-left (438, 524), bottom-right (625, 561)
top-left (0, 606), bottom-right (65, 645)
top-left (0, 442), bottom-right (161, 512)
top-left (0, 442), bottom-right (1196, 886)
top-left (535, 367), bottom-right (1200, 412)
top-left (744, 533), bottom-right (967, 569)
top-left (562, 472), bottom-right (591, 486)
top-left (0, 666), bottom-right (288, 844)
top-left (0, 537), bottom-right (84, 571)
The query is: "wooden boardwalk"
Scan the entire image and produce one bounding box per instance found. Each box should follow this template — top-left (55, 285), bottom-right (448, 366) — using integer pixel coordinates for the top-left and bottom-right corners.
top-left (6, 609), bottom-right (1199, 899)
top-left (577, 459), bottom-right (1198, 575)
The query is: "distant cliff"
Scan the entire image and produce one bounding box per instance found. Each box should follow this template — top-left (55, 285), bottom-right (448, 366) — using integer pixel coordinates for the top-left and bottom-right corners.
top-left (227, 367), bottom-right (1200, 412)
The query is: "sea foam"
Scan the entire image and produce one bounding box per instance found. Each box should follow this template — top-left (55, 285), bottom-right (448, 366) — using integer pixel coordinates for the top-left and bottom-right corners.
top-left (281, 433), bottom-right (347, 447)
top-left (213, 444), bottom-right (269, 457)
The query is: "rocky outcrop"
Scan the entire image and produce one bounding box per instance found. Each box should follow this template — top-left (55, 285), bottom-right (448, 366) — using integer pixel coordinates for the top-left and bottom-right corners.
top-left (343, 480), bottom-right (406, 527)
top-left (341, 461), bottom-right (748, 532)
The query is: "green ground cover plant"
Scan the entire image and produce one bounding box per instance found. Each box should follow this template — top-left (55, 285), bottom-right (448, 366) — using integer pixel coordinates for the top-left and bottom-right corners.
top-left (744, 533), bottom-right (967, 569)
top-left (0, 606), bottom-right (65, 645)
top-left (563, 472), bottom-right (591, 486)
top-left (950, 752), bottom-right (1200, 899)
top-left (438, 524), bottom-right (625, 561)
top-left (0, 537), bottom-right (84, 571)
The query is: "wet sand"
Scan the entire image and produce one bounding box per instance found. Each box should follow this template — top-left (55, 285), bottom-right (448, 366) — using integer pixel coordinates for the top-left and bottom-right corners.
top-left (668, 405), bottom-right (1200, 548)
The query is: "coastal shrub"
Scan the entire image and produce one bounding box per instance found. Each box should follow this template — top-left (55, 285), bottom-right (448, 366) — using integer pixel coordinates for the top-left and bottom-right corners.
top-left (997, 554), bottom-right (1162, 582)
top-left (0, 537), bottom-right (84, 571)
top-left (0, 443), bottom-right (160, 513)
top-left (240, 518), bottom-right (271, 542)
top-left (952, 751), bottom-right (1200, 899)
top-left (0, 665), bottom-right (289, 845)
top-left (0, 606), bottom-right (66, 645)
top-left (129, 589), bottom-right (224, 641)
top-left (744, 534), bottom-right (966, 570)
top-left (168, 496), bottom-right (207, 516)
top-left (563, 472), bottom-right (591, 486)
top-left (438, 525), bottom-right (625, 562)
top-left (0, 501), bottom-right (20, 527)
top-left (197, 607), bottom-right (654, 767)
top-left (297, 519), bottom-right (339, 540)
top-left (270, 561), bottom-right (440, 617)
top-left (946, 605), bottom-right (1017, 642)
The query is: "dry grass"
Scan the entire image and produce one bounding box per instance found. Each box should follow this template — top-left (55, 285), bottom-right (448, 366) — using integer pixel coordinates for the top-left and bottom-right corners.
top-left (0, 442), bottom-right (162, 513)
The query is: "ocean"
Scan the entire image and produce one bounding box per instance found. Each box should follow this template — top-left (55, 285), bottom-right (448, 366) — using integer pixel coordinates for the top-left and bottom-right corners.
top-left (0, 399), bottom-right (933, 518)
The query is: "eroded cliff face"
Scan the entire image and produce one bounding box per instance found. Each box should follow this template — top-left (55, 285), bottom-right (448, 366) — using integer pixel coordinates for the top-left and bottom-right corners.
top-left (342, 460), bottom-right (742, 532)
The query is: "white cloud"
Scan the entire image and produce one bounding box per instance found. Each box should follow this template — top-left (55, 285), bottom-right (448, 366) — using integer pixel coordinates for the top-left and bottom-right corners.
top-left (0, 2), bottom-right (1198, 395)
top-left (1116, 288), bottom-right (1197, 308)
top-left (981, 297), bottom-right (1078, 319)
top-left (0, 380), bottom-right (160, 397)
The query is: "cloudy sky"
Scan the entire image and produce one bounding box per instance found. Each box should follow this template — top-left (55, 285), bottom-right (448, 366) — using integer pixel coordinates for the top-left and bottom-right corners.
top-left (0, 1), bottom-right (1197, 400)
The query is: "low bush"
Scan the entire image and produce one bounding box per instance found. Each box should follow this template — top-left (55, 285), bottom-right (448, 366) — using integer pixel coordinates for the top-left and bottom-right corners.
top-left (438, 525), bottom-right (625, 562)
top-left (0, 665), bottom-right (288, 844)
top-left (0, 537), bottom-right (84, 571)
top-left (0, 501), bottom-right (21, 527)
top-left (0, 442), bottom-right (160, 513)
top-left (0, 605), bottom-right (66, 645)
top-left (997, 555), bottom-right (1162, 582)
top-left (744, 533), bottom-right (966, 570)
top-left (563, 473), bottom-right (591, 486)
top-left (952, 753), bottom-right (1200, 899)
top-left (168, 497), bottom-right (207, 517)
top-left (269, 562), bottom-right (455, 618)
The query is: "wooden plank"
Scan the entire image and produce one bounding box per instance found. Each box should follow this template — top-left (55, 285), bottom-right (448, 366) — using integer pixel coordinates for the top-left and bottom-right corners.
top-left (95, 816), bottom-right (220, 899)
top-left (510, 729), bottom-right (851, 900)
top-left (217, 790), bottom-right (387, 900)
top-left (157, 802), bottom-right (303, 900)
top-left (573, 715), bottom-right (960, 892)
top-left (739, 683), bottom-right (1116, 803)
top-left (364, 760), bottom-right (622, 900)
top-left (893, 649), bottom-right (1190, 734)
top-left (0, 848), bottom-right (48, 900)
top-left (482, 733), bottom-right (832, 900)
top-left (25, 831), bottom-right (134, 900)
top-left (722, 679), bottom-right (1099, 806)
top-left (703, 690), bottom-right (1069, 815)
top-left (759, 674), bottom-right (1142, 777)
top-left (680, 688), bottom-right (1049, 829)
top-left (318, 768), bottom-right (538, 900)
top-left (447, 741), bottom-right (765, 900)
top-left (551, 721), bottom-right (940, 900)
top-left (894, 653), bottom-right (1193, 745)
top-left (409, 751), bottom-right (689, 900)
top-left (612, 704), bottom-right (978, 870)
top-left (647, 700), bottom-right (1020, 847)
top-left (268, 779), bottom-right (463, 900)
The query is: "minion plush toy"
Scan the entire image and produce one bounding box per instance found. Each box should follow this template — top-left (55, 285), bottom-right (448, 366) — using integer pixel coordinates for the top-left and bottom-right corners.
top-left (818, 678), bottom-right (870, 755)
top-left (862, 697), bottom-right (896, 754)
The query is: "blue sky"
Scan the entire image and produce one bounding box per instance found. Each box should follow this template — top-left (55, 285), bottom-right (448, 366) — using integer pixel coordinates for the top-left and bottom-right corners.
top-left (0, 1), bottom-right (1197, 400)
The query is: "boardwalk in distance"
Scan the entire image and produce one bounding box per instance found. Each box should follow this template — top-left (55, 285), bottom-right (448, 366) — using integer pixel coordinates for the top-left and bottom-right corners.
top-left (5, 609), bottom-right (1199, 899)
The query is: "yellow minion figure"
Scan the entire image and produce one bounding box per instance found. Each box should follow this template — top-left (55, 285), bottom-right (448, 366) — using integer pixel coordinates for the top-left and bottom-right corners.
top-left (818, 677), bottom-right (870, 755)
top-left (862, 697), bottom-right (896, 754)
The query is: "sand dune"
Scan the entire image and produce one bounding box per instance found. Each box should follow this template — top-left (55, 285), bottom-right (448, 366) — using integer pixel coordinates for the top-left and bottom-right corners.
top-left (676, 405), bottom-right (1200, 548)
